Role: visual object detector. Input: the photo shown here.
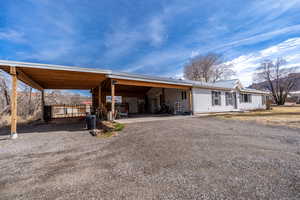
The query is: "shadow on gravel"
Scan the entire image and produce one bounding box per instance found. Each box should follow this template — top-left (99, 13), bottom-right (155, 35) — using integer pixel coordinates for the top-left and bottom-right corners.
top-left (0, 119), bottom-right (86, 136)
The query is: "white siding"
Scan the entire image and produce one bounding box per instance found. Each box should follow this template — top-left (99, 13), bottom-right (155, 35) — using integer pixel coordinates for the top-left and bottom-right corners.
top-left (165, 88), bottom-right (190, 113)
top-left (237, 93), bottom-right (266, 110)
top-left (147, 88), bottom-right (190, 114)
top-left (192, 88), bottom-right (236, 113)
top-left (192, 88), bottom-right (266, 113)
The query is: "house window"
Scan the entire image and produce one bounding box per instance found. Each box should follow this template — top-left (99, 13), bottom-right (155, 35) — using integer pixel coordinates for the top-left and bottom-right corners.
top-left (225, 92), bottom-right (233, 106)
top-left (240, 93), bottom-right (252, 103)
top-left (181, 91), bottom-right (187, 100)
top-left (212, 91), bottom-right (221, 106)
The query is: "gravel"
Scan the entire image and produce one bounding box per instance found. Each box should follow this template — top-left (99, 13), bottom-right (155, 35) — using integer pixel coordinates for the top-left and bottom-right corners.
top-left (0, 117), bottom-right (299, 200)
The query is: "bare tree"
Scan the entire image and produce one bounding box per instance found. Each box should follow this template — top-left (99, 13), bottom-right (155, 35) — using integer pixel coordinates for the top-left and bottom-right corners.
top-left (184, 53), bottom-right (235, 82)
top-left (253, 58), bottom-right (297, 105)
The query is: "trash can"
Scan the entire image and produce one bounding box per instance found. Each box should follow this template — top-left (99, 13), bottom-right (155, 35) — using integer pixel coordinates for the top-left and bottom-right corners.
top-left (86, 114), bottom-right (91, 130)
top-left (90, 115), bottom-right (96, 130)
top-left (86, 114), bottom-right (96, 130)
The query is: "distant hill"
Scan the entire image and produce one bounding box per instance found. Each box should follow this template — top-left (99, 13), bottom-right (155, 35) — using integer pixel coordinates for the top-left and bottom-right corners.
top-left (249, 73), bottom-right (300, 91)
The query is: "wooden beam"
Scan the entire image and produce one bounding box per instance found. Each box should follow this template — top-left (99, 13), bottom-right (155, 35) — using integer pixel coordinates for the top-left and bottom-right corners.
top-left (113, 79), bottom-right (191, 90)
top-left (111, 80), bottom-right (115, 120)
top-left (41, 90), bottom-right (45, 121)
top-left (10, 67), bottom-right (18, 139)
top-left (16, 69), bottom-right (44, 91)
top-left (98, 85), bottom-right (102, 111)
top-left (91, 88), bottom-right (96, 113)
top-left (189, 89), bottom-right (193, 114)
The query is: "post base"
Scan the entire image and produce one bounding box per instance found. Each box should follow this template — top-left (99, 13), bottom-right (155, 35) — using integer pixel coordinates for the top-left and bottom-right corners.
top-left (11, 133), bottom-right (18, 139)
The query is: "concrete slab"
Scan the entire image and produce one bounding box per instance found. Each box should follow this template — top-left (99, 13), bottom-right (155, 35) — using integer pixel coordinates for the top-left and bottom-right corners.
top-left (115, 115), bottom-right (193, 124)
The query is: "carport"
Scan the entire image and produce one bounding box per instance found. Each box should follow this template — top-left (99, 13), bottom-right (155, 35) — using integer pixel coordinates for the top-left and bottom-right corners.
top-left (0, 60), bottom-right (192, 138)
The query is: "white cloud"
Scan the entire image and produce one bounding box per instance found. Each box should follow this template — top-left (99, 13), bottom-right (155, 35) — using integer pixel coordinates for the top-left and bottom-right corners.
top-left (226, 37), bottom-right (300, 86)
top-left (252, 0), bottom-right (300, 21)
top-left (147, 16), bottom-right (166, 46)
top-left (125, 48), bottom-right (188, 73)
top-left (0, 29), bottom-right (26, 43)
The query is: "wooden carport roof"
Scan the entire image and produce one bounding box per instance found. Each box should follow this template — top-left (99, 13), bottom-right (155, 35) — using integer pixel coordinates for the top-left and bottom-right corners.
top-left (0, 60), bottom-right (192, 90)
top-left (0, 60), bottom-right (110, 90)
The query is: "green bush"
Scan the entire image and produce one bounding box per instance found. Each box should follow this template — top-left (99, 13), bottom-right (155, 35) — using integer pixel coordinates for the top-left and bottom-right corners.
top-left (114, 123), bottom-right (124, 131)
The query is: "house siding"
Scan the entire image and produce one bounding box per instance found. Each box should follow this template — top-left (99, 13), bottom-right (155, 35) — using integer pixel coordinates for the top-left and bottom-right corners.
top-left (237, 93), bottom-right (266, 110)
top-left (192, 88), bottom-right (236, 113)
top-left (147, 88), bottom-right (190, 114)
top-left (192, 88), bottom-right (266, 113)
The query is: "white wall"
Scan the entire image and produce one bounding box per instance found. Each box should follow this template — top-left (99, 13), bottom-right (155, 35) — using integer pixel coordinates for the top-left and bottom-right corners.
top-left (192, 88), bottom-right (266, 113)
top-left (237, 93), bottom-right (266, 110)
top-left (147, 88), bottom-right (161, 113)
top-left (147, 88), bottom-right (190, 114)
top-left (165, 88), bottom-right (190, 113)
top-left (192, 88), bottom-right (235, 113)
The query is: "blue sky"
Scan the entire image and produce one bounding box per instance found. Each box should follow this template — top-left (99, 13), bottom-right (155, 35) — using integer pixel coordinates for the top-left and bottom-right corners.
top-left (1, 0), bottom-right (300, 87)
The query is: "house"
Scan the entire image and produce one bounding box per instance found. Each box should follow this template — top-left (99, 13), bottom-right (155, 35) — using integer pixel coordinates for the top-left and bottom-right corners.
top-left (190, 79), bottom-right (268, 113)
top-left (0, 60), bottom-right (268, 137)
top-left (289, 91), bottom-right (300, 103)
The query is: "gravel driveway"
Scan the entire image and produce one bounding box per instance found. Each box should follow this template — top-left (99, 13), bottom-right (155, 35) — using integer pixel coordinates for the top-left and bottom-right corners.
top-left (0, 117), bottom-right (299, 200)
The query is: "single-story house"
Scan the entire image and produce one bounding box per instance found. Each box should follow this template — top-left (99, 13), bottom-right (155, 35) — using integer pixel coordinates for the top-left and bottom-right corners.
top-left (289, 91), bottom-right (300, 103)
top-left (0, 60), bottom-right (268, 137)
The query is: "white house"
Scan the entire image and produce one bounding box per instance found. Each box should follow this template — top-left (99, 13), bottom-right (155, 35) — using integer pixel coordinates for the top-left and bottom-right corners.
top-left (0, 59), bottom-right (269, 137)
top-left (189, 79), bottom-right (268, 113)
top-left (289, 91), bottom-right (300, 103)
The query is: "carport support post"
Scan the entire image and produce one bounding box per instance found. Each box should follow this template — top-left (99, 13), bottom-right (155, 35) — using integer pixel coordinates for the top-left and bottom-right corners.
top-left (111, 80), bottom-right (115, 120)
top-left (10, 67), bottom-right (18, 139)
top-left (41, 90), bottom-right (45, 121)
top-left (98, 85), bottom-right (101, 112)
top-left (189, 89), bottom-right (193, 115)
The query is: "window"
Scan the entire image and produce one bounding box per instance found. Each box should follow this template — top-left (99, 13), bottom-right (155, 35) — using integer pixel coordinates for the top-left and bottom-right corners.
top-left (212, 91), bottom-right (221, 106)
top-left (240, 93), bottom-right (252, 103)
top-left (181, 91), bottom-right (187, 100)
top-left (225, 92), bottom-right (233, 106)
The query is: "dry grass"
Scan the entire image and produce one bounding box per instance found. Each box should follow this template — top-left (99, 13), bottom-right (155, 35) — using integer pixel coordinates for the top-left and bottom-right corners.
top-left (95, 121), bottom-right (124, 138)
top-left (0, 114), bottom-right (40, 128)
top-left (217, 105), bottom-right (300, 129)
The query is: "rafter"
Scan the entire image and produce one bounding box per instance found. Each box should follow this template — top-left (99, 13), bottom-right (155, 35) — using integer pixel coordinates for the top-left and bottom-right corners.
top-left (16, 69), bottom-right (44, 90)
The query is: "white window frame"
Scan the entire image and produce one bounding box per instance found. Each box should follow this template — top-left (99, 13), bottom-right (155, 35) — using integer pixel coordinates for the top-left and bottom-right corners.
top-left (240, 93), bottom-right (252, 103)
top-left (212, 91), bottom-right (221, 106)
top-left (225, 92), bottom-right (233, 106)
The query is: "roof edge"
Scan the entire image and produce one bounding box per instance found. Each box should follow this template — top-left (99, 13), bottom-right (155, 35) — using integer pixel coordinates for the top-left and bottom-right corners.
top-left (108, 74), bottom-right (192, 86)
top-left (0, 60), bottom-right (112, 74)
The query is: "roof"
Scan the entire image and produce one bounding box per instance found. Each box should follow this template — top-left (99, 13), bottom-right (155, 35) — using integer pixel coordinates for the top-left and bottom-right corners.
top-left (290, 91), bottom-right (300, 95)
top-left (0, 60), bottom-right (268, 94)
top-left (240, 88), bottom-right (270, 94)
top-left (185, 79), bottom-right (240, 90)
top-left (213, 79), bottom-right (240, 88)
top-left (0, 60), bottom-right (111, 74)
top-left (108, 72), bottom-right (191, 86)
top-left (0, 60), bottom-right (192, 89)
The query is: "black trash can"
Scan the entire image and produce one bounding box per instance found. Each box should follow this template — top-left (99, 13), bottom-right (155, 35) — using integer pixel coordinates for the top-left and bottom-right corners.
top-left (86, 115), bottom-right (91, 130)
top-left (43, 105), bottom-right (52, 122)
top-left (90, 115), bottom-right (96, 130)
top-left (86, 114), bottom-right (96, 130)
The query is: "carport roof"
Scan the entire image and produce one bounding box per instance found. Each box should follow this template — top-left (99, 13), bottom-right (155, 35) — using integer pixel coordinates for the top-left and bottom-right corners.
top-left (0, 60), bottom-right (269, 94)
top-left (0, 60), bottom-right (110, 90)
top-left (0, 60), bottom-right (192, 90)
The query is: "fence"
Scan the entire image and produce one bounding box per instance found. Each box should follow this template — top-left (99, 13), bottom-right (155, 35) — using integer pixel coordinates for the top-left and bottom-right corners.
top-left (44, 104), bottom-right (91, 121)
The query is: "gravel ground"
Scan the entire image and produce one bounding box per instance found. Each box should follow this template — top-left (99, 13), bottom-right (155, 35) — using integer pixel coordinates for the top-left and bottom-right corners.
top-left (0, 117), bottom-right (299, 200)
